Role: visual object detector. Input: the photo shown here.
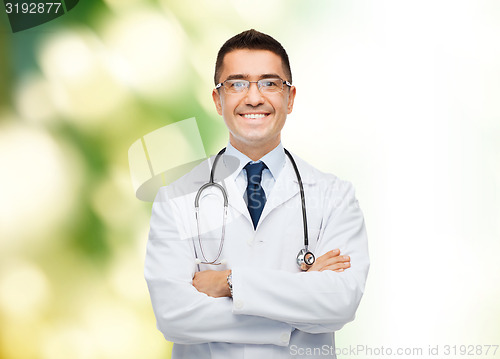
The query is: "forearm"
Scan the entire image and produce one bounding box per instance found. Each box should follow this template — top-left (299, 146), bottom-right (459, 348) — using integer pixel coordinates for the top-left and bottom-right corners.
top-left (231, 264), bottom-right (367, 332)
top-left (146, 275), bottom-right (292, 345)
top-left (145, 238), bottom-right (292, 345)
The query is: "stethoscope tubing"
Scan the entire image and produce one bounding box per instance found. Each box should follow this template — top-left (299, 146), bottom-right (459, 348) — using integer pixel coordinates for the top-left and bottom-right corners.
top-left (194, 147), bottom-right (313, 268)
top-left (284, 148), bottom-right (309, 251)
top-left (194, 149), bottom-right (228, 265)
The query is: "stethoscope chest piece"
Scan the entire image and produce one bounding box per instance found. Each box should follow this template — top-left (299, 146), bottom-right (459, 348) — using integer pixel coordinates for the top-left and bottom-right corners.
top-left (296, 248), bottom-right (315, 268)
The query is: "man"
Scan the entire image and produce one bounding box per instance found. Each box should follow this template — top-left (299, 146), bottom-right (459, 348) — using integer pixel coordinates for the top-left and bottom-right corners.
top-left (145, 29), bottom-right (369, 359)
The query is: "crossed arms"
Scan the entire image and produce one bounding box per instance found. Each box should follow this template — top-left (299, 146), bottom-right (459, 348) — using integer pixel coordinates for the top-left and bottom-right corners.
top-left (193, 249), bottom-right (351, 298)
top-left (145, 181), bottom-right (369, 345)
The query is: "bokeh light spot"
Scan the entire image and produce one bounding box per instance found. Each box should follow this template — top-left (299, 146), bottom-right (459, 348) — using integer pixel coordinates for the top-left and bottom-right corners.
top-left (0, 123), bottom-right (80, 250)
top-left (0, 260), bottom-right (51, 319)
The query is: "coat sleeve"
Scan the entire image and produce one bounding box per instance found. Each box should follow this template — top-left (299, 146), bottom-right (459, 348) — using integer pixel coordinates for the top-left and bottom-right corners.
top-left (144, 187), bottom-right (293, 345)
top-left (231, 180), bottom-right (370, 333)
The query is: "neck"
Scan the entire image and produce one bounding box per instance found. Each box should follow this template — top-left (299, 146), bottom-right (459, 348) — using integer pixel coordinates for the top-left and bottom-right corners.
top-left (230, 138), bottom-right (280, 161)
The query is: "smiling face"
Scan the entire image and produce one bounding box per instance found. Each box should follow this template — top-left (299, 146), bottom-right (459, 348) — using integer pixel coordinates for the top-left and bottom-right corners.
top-left (212, 49), bottom-right (296, 160)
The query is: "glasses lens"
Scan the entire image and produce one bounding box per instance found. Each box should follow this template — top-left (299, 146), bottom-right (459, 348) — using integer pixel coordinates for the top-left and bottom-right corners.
top-left (224, 80), bottom-right (248, 93)
top-left (222, 78), bottom-right (285, 94)
top-left (258, 78), bottom-right (284, 93)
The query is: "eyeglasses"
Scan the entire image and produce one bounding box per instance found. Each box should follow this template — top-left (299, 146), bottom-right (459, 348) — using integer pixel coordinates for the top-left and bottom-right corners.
top-left (215, 78), bottom-right (292, 94)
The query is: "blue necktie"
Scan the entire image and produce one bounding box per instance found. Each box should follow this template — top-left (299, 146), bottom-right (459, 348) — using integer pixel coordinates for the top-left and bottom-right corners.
top-left (244, 162), bottom-right (267, 229)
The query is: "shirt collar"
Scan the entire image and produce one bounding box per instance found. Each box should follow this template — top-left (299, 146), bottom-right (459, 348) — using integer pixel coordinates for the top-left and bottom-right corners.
top-left (224, 142), bottom-right (286, 181)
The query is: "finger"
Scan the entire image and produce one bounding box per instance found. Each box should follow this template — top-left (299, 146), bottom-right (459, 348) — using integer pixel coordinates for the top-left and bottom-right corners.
top-left (329, 249), bottom-right (341, 256)
top-left (307, 256), bottom-right (350, 272)
top-left (315, 249), bottom-right (341, 262)
top-left (319, 261), bottom-right (350, 272)
top-left (320, 261), bottom-right (351, 272)
top-left (324, 249), bottom-right (341, 258)
top-left (322, 255), bottom-right (350, 267)
top-left (303, 250), bottom-right (339, 271)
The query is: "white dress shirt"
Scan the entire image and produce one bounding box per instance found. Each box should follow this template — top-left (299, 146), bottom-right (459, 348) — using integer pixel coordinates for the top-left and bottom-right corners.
top-left (224, 141), bottom-right (285, 203)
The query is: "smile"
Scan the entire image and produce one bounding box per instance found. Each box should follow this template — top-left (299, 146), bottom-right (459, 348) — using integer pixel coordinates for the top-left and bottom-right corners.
top-left (240, 113), bottom-right (269, 119)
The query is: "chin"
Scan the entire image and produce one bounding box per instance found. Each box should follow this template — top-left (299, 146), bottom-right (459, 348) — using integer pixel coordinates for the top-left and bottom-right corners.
top-left (240, 130), bottom-right (269, 142)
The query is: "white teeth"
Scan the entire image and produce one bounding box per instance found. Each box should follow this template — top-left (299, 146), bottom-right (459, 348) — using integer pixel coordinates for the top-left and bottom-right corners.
top-left (242, 114), bottom-right (267, 119)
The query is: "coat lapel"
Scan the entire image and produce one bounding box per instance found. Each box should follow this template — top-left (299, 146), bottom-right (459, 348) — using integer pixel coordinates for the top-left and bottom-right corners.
top-left (258, 156), bottom-right (314, 228)
top-left (216, 154), bottom-right (253, 225)
top-left (224, 174), bottom-right (252, 224)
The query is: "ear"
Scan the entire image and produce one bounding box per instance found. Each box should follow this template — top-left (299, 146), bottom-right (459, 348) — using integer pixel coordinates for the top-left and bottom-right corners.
top-left (212, 89), bottom-right (223, 115)
top-left (287, 86), bottom-right (296, 114)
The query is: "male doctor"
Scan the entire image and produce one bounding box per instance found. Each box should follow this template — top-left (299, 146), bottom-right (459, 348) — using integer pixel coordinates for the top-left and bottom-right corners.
top-left (145, 29), bottom-right (369, 359)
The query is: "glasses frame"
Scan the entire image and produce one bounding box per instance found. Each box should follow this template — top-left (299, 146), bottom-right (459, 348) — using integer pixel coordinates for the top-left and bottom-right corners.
top-left (215, 78), bottom-right (292, 94)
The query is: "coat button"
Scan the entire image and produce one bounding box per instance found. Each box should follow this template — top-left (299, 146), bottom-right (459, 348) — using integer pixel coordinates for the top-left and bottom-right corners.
top-left (234, 299), bottom-right (244, 310)
top-left (247, 236), bottom-right (254, 246)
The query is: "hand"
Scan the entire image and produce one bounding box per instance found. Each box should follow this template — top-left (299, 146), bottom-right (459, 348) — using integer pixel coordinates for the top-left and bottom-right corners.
top-left (304, 249), bottom-right (350, 272)
top-left (193, 269), bottom-right (231, 298)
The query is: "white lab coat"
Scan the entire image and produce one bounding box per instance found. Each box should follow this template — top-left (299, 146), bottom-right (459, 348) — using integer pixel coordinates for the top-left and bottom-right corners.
top-left (145, 152), bottom-right (370, 359)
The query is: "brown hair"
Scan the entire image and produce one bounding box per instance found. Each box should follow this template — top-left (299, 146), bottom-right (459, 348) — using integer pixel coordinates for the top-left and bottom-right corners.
top-left (214, 29), bottom-right (292, 85)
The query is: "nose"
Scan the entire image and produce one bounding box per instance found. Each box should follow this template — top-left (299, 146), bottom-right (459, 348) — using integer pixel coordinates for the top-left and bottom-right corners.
top-left (244, 82), bottom-right (265, 106)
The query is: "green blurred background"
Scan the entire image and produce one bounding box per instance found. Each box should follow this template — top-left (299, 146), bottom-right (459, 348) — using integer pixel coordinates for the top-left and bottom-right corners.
top-left (1, 1), bottom-right (499, 358)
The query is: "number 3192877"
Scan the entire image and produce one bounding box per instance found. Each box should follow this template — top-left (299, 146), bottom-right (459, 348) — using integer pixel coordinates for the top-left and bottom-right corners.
top-left (5, 2), bottom-right (62, 14)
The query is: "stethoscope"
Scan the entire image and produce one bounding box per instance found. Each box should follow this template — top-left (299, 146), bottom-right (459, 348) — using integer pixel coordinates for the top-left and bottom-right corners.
top-left (194, 148), bottom-right (315, 270)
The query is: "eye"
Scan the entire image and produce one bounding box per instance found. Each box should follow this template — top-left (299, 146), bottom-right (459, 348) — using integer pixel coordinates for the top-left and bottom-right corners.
top-left (229, 80), bottom-right (248, 90)
top-left (260, 79), bottom-right (279, 88)
top-left (259, 79), bottom-right (283, 91)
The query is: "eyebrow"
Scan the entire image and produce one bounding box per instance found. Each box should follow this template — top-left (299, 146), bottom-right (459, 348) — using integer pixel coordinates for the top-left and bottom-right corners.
top-left (224, 73), bottom-right (283, 81)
